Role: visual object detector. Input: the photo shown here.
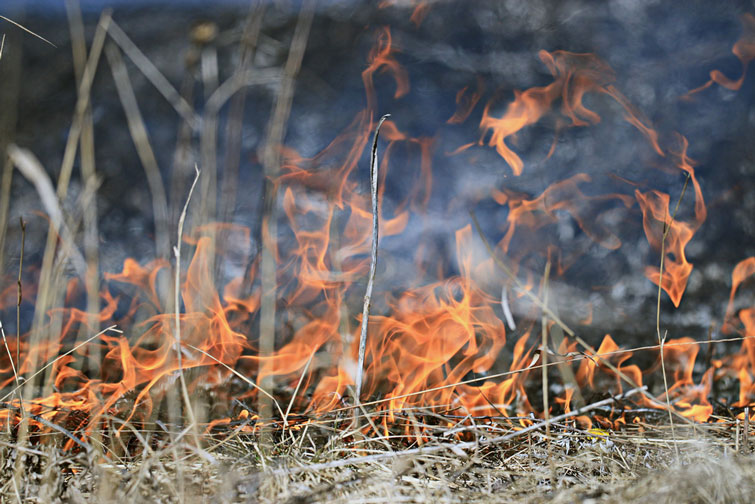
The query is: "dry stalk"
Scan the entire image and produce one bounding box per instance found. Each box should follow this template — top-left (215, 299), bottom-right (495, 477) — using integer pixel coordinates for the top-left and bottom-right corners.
top-left (219, 0), bottom-right (267, 226)
top-left (20, 14), bottom-right (110, 420)
top-left (0, 325), bottom-right (121, 403)
top-left (283, 349), bottom-right (316, 433)
top-left (16, 217), bottom-right (25, 385)
top-left (66, 0), bottom-right (102, 388)
top-left (106, 20), bottom-right (198, 128)
top-left (0, 27), bottom-right (22, 272)
top-left (0, 217), bottom-right (22, 416)
top-left (0, 15), bottom-right (56, 47)
top-left (174, 165), bottom-right (201, 445)
top-left (745, 406), bottom-right (750, 453)
top-left (104, 41), bottom-right (171, 259)
top-left (355, 113), bottom-right (390, 403)
top-left (184, 342), bottom-right (284, 419)
top-left (258, 0), bottom-right (315, 441)
top-left (57, 10), bottom-right (111, 200)
top-left (0, 321), bottom-right (19, 389)
top-left (655, 172), bottom-right (691, 460)
top-left (540, 260), bottom-right (556, 483)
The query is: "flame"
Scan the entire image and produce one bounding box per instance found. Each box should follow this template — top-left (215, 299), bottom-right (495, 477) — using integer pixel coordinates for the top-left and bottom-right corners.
top-left (478, 50), bottom-right (663, 176)
top-left (636, 138), bottom-right (706, 307)
top-left (448, 77), bottom-right (485, 125)
top-left (688, 14), bottom-right (755, 95)
top-left (2, 19), bottom-right (753, 452)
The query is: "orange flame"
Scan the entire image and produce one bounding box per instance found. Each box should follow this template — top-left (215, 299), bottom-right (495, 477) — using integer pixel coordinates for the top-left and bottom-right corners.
top-left (688, 14), bottom-right (755, 95)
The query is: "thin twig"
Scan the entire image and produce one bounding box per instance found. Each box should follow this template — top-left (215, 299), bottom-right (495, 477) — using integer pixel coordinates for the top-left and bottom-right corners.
top-left (183, 342), bottom-right (284, 420)
top-left (16, 217), bottom-right (25, 385)
top-left (57, 10), bottom-right (111, 200)
top-left (174, 165), bottom-right (201, 440)
top-left (0, 325), bottom-right (121, 403)
top-left (219, 0), bottom-right (267, 226)
top-left (104, 41), bottom-right (170, 259)
top-left (540, 260), bottom-right (552, 467)
top-left (322, 334), bottom-right (755, 418)
top-left (66, 0), bottom-right (102, 381)
top-left (0, 320), bottom-right (19, 387)
top-left (283, 349), bottom-right (316, 432)
top-left (1, 401), bottom-right (91, 452)
top-left (0, 15), bottom-right (56, 47)
top-left (106, 20), bottom-right (198, 128)
top-left (355, 113), bottom-right (390, 403)
top-left (745, 406), bottom-right (750, 453)
top-left (258, 0), bottom-right (315, 441)
top-left (655, 172), bottom-right (691, 460)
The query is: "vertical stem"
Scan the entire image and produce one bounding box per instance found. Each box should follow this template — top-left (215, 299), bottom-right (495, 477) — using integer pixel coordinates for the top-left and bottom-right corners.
top-left (174, 166), bottom-right (201, 443)
top-left (656, 173), bottom-right (690, 461)
top-left (257, 0), bottom-right (315, 439)
top-left (355, 114), bottom-right (390, 403)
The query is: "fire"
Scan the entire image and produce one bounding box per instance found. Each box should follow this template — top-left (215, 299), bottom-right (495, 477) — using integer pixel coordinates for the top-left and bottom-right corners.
top-left (477, 50), bottom-right (662, 176)
top-left (687, 14), bottom-right (755, 95)
top-left (2, 14), bottom-right (755, 455)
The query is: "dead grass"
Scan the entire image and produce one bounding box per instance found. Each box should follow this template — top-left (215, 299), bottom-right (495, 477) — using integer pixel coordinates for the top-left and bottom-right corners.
top-left (1, 408), bottom-right (753, 503)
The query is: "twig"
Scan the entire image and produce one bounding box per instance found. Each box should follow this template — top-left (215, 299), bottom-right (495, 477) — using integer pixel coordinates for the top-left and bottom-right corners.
top-left (0, 401), bottom-right (91, 452)
top-left (0, 320), bottom-right (19, 388)
top-left (0, 325), bottom-right (121, 403)
top-left (655, 173), bottom-right (691, 460)
top-left (66, 0), bottom-right (102, 379)
top-left (106, 20), bottom-right (198, 128)
top-left (174, 165), bottom-right (201, 440)
top-left (283, 349), bottom-right (316, 432)
top-left (0, 15), bottom-right (56, 48)
top-left (273, 387), bottom-right (647, 474)
top-left (104, 42), bottom-right (171, 259)
top-left (355, 113), bottom-right (390, 403)
top-left (745, 406), bottom-right (750, 453)
top-left (257, 0), bottom-right (315, 440)
top-left (540, 260), bottom-right (552, 469)
top-left (183, 343), bottom-right (285, 420)
top-left (16, 217), bottom-right (25, 385)
top-left (322, 334), bottom-right (755, 418)
top-left (57, 10), bottom-right (111, 200)
top-left (219, 1), bottom-right (267, 226)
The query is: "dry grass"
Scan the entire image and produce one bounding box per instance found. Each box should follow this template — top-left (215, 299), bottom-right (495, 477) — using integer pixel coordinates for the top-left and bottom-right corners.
top-left (1, 407), bottom-right (753, 502)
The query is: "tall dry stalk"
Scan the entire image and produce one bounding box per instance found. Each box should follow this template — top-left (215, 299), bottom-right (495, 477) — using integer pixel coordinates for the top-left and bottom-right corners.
top-left (257, 0), bottom-right (315, 440)
top-left (355, 113), bottom-right (390, 403)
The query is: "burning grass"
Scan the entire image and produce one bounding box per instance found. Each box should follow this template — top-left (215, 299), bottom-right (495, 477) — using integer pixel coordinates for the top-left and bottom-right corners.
top-left (1, 1), bottom-right (755, 502)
